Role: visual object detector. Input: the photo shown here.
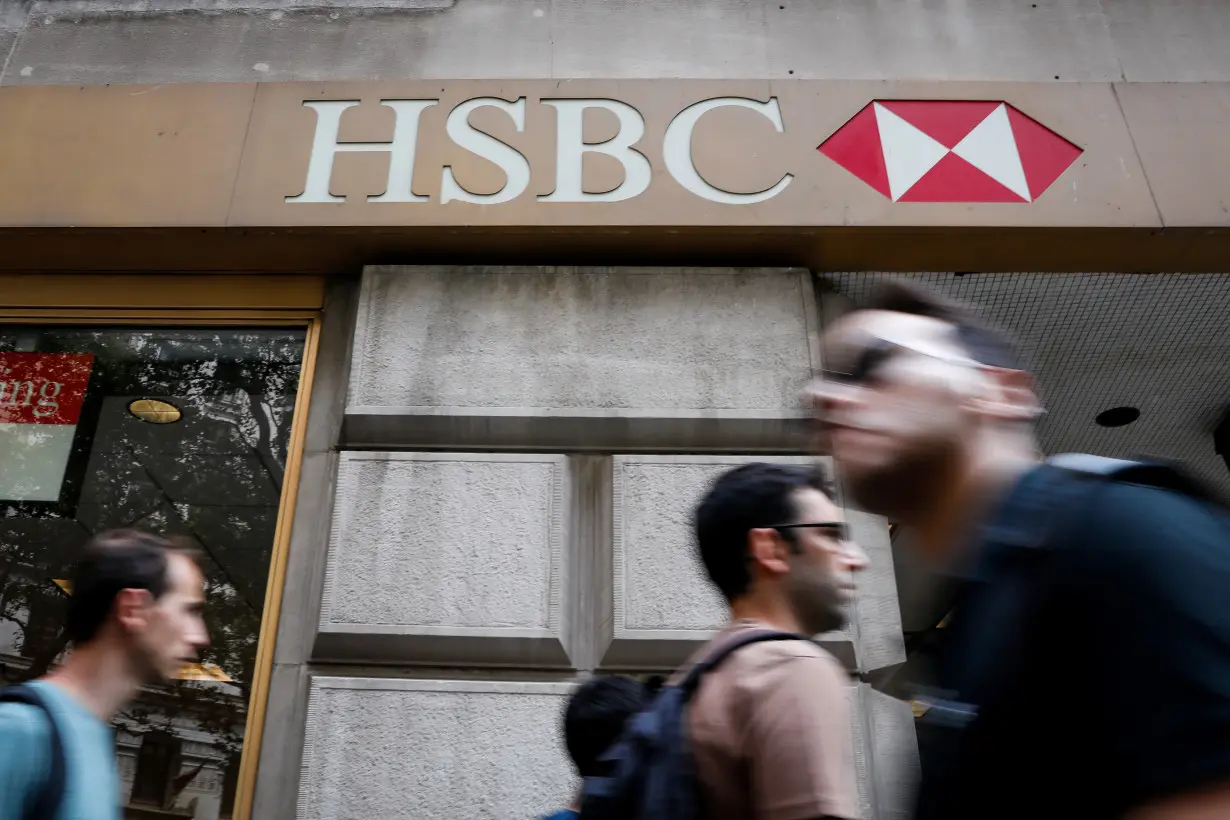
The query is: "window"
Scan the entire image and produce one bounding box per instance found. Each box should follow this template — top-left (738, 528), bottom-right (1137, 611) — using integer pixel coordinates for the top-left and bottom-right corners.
top-left (0, 324), bottom-right (309, 819)
top-left (18, 589), bottom-right (63, 659)
top-left (130, 731), bottom-right (181, 806)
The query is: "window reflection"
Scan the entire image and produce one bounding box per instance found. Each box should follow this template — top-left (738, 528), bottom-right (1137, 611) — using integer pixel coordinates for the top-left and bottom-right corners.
top-left (0, 326), bottom-right (305, 820)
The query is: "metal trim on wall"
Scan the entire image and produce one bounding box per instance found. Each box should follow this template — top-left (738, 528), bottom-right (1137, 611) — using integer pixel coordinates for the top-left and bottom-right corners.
top-left (0, 274), bottom-right (326, 311)
top-left (234, 315), bottom-right (320, 820)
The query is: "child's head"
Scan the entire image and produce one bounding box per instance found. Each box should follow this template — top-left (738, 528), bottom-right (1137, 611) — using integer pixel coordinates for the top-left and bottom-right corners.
top-left (563, 675), bottom-right (655, 778)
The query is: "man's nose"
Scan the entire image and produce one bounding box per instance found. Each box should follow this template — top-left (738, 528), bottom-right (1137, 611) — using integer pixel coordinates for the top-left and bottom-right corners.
top-left (843, 540), bottom-right (870, 571)
top-left (806, 380), bottom-right (859, 415)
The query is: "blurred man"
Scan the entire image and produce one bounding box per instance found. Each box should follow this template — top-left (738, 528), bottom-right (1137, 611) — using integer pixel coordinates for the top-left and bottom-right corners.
top-left (0, 530), bottom-right (210, 820)
top-left (545, 675), bottom-right (655, 820)
top-left (810, 280), bottom-right (1230, 820)
top-left (683, 462), bottom-right (867, 820)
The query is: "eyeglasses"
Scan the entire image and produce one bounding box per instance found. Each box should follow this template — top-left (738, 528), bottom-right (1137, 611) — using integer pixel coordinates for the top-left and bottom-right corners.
top-left (771, 522), bottom-right (850, 541)
top-left (748, 522), bottom-right (851, 560)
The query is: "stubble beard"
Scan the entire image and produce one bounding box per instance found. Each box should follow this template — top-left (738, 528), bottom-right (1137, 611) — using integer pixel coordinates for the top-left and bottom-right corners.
top-left (785, 569), bottom-right (847, 637)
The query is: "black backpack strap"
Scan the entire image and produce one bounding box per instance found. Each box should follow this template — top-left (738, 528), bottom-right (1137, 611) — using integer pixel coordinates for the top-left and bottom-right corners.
top-left (0, 684), bottom-right (67, 820)
top-left (679, 630), bottom-right (809, 696)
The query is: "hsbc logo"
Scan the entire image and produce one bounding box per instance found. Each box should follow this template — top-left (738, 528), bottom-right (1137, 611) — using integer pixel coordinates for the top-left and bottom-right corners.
top-left (819, 100), bottom-right (1082, 203)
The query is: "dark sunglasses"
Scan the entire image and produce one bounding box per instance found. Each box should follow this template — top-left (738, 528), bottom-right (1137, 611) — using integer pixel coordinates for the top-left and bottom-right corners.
top-left (818, 336), bottom-right (901, 386)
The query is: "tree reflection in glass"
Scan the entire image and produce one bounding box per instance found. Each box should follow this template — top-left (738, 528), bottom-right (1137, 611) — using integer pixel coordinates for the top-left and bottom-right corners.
top-left (0, 326), bottom-right (305, 820)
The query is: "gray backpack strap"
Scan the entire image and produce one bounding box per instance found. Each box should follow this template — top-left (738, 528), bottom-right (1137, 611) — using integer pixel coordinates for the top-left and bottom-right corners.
top-left (0, 684), bottom-right (67, 820)
top-left (1047, 453), bottom-right (1217, 503)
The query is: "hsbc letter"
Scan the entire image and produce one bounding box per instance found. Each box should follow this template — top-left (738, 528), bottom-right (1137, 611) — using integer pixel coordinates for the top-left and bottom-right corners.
top-left (288, 99), bottom-right (436, 204)
top-left (663, 97), bottom-right (793, 205)
top-left (538, 99), bottom-right (652, 203)
top-left (440, 97), bottom-right (532, 205)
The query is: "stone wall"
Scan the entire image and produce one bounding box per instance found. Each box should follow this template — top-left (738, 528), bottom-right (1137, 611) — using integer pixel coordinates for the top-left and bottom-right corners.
top-left (269, 266), bottom-right (915, 819)
top-left (6, 1), bottom-right (1230, 86)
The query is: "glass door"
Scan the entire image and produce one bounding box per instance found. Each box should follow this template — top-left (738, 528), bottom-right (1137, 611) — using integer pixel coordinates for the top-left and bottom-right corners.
top-left (0, 322), bottom-right (313, 820)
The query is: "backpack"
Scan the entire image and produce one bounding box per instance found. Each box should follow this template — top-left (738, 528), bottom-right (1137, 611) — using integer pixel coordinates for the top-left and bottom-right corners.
top-left (0, 683), bottom-right (67, 820)
top-left (578, 630), bottom-right (808, 820)
top-left (914, 453), bottom-right (1222, 820)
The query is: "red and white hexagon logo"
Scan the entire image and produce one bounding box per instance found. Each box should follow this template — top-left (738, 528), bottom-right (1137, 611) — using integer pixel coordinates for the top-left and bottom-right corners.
top-left (818, 101), bottom-right (1083, 203)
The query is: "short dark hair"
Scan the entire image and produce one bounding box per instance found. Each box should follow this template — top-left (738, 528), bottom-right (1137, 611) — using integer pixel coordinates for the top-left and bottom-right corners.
top-left (867, 279), bottom-right (1022, 370)
top-left (694, 462), bottom-right (835, 603)
top-left (67, 529), bottom-right (201, 645)
top-left (564, 675), bottom-right (651, 778)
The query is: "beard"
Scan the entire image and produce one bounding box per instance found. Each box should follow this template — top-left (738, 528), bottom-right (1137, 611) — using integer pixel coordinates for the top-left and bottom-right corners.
top-left (784, 563), bottom-right (847, 636)
top-left (842, 435), bottom-right (961, 520)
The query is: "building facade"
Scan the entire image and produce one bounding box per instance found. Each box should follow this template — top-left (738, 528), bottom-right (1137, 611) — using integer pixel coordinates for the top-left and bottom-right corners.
top-left (1, 2), bottom-right (1230, 819)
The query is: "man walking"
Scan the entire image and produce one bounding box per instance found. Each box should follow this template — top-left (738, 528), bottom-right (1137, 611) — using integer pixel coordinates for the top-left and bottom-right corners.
top-left (0, 529), bottom-right (210, 819)
top-left (811, 280), bottom-right (1230, 820)
top-left (680, 462), bottom-right (867, 820)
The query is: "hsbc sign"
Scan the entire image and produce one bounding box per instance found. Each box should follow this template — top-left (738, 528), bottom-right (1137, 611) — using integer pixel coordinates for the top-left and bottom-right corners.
top-left (286, 94), bottom-right (1080, 209)
top-left (289, 96), bottom-right (794, 207)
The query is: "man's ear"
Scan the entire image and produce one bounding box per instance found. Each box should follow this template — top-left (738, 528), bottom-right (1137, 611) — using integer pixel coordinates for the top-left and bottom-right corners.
top-left (114, 588), bottom-right (153, 633)
top-left (747, 527), bottom-right (791, 577)
top-left (968, 366), bottom-right (1041, 422)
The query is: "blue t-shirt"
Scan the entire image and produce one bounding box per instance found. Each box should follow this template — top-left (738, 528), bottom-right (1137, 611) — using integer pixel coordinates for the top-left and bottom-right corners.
top-left (539, 811), bottom-right (578, 820)
top-left (0, 680), bottom-right (120, 820)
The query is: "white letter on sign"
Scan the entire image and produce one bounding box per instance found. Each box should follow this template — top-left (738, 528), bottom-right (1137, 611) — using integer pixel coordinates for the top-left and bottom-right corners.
top-left (663, 97), bottom-right (793, 205)
top-left (441, 97), bottom-right (532, 205)
top-left (287, 99), bottom-right (436, 204)
top-left (538, 100), bottom-right (652, 203)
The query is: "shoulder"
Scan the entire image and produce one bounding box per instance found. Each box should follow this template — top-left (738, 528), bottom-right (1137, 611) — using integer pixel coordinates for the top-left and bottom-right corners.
top-left (1064, 479), bottom-right (1228, 569)
top-left (0, 699), bottom-right (53, 779)
top-left (0, 699), bottom-right (55, 742)
top-left (728, 639), bottom-right (850, 698)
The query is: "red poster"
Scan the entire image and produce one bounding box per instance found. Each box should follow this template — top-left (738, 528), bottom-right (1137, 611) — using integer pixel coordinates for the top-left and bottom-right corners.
top-left (0, 353), bottom-right (95, 502)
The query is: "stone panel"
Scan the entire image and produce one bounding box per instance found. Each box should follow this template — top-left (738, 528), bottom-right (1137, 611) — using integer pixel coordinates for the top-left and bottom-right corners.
top-left (864, 686), bottom-right (921, 820)
top-left (15, 1), bottom-right (1230, 86)
top-left (846, 509), bottom-right (906, 673)
top-left (4, 2), bottom-right (551, 86)
top-left (299, 677), bottom-right (575, 820)
top-left (766, 0), bottom-right (1119, 82)
top-left (1104, 0), bottom-right (1230, 82)
top-left (602, 454), bottom-right (856, 669)
top-left (317, 452), bottom-right (572, 666)
top-left (344, 266), bottom-right (819, 451)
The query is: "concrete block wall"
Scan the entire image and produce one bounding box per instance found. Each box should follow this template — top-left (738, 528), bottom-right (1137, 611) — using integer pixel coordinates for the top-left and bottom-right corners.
top-left (299, 678), bottom-right (575, 820)
top-left (266, 266), bottom-right (916, 819)
top-left (344, 266), bottom-right (820, 451)
top-left (319, 452), bottom-right (571, 667)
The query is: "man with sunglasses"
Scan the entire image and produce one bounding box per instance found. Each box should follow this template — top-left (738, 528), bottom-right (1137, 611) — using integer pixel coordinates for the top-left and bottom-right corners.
top-left (677, 462), bottom-right (867, 820)
top-left (811, 280), bottom-right (1230, 820)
